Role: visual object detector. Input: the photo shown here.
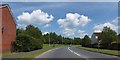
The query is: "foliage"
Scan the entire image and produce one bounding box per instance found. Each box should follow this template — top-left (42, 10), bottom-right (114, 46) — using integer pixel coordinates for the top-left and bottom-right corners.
top-left (73, 37), bottom-right (82, 45)
top-left (14, 34), bottom-right (37, 52)
top-left (82, 35), bottom-right (91, 47)
top-left (14, 25), bottom-right (43, 52)
top-left (99, 26), bottom-right (117, 48)
top-left (43, 32), bottom-right (74, 45)
top-left (118, 34), bottom-right (120, 43)
top-left (26, 25), bottom-right (42, 39)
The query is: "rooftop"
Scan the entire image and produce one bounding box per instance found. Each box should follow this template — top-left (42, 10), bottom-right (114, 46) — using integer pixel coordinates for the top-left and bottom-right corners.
top-left (0, 4), bottom-right (8, 8)
top-left (93, 32), bottom-right (101, 36)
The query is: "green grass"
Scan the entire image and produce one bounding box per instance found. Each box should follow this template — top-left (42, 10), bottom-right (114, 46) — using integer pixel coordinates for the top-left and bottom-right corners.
top-left (2, 44), bottom-right (64, 58)
top-left (2, 52), bottom-right (19, 57)
top-left (21, 44), bottom-right (63, 58)
top-left (76, 45), bottom-right (120, 56)
top-left (21, 48), bottom-right (52, 58)
top-left (0, 54), bottom-right (2, 58)
top-left (43, 44), bottom-right (63, 48)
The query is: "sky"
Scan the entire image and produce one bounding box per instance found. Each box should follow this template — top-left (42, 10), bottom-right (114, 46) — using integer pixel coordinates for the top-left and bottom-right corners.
top-left (2, 0), bottom-right (120, 2)
top-left (4, 2), bottom-right (118, 38)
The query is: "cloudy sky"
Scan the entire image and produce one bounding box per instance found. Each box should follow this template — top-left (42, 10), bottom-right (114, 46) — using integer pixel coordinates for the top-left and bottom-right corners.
top-left (5, 2), bottom-right (118, 38)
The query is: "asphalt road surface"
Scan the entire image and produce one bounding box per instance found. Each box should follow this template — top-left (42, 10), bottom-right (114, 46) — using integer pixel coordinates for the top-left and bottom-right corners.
top-left (35, 46), bottom-right (120, 60)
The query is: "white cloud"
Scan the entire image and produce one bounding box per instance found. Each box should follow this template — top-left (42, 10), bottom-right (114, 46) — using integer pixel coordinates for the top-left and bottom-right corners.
top-left (93, 22), bottom-right (118, 32)
top-left (57, 13), bottom-right (91, 37)
top-left (78, 30), bottom-right (85, 33)
top-left (77, 30), bottom-right (88, 38)
top-left (44, 24), bottom-right (51, 28)
top-left (112, 17), bottom-right (119, 23)
top-left (43, 32), bottom-right (49, 35)
top-left (62, 28), bottom-right (88, 38)
top-left (17, 9), bottom-right (54, 28)
top-left (57, 13), bottom-right (91, 28)
top-left (79, 33), bottom-right (88, 38)
top-left (17, 24), bottom-right (27, 30)
top-left (62, 28), bottom-right (77, 36)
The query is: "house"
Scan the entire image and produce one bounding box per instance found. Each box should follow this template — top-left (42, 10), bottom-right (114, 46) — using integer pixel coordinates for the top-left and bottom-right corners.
top-left (91, 32), bottom-right (101, 44)
top-left (0, 4), bottom-right (16, 53)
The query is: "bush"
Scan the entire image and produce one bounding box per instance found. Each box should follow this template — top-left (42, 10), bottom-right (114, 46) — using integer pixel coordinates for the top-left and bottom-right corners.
top-left (109, 42), bottom-right (120, 50)
top-left (14, 34), bottom-right (38, 52)
top-left (14, 25), bottom-right (44, 52)
top-left (82, 35), bottom-right (91, 47)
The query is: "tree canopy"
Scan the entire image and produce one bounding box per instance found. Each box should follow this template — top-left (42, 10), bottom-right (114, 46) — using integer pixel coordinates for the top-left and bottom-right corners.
top-left (99, 26), bottom-right (117, 48)
top-left (14, 25), bottom-right (43, 52)
top-left (82, 35), bottom-right (91, 47)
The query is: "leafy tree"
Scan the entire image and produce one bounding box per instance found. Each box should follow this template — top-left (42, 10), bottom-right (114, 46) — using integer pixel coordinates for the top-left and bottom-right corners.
top-left (82, 35), bottom-right (91, 47)
top-left (44, 32), bottom-right (62, 44)
top-left (14, 25), bottom-right (44, 52)
top-left (26, 25), bottom-right (42, 39)
top-left (43, 33), bottom-right (49, 44)
top-left (73, 37), bottom-right (82, 45)
top-left (14, 34), bottom-right (36, 52)
top-left (26, 25), bottom-right (43, 48)
top-left (16, 29), bottom-right (26, 35)
top-left (43, 32), bottom-right (73, 45)
top-left (56, 35), bottom-right (62, 44)
top-left (118, 34), bottom-right (120, 43)
top-left (99, 26), bottom-right (117, 48)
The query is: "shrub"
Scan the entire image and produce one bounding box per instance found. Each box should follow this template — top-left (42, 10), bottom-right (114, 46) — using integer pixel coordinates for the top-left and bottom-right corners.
top-left (14, 34), bottom-right (37, 52)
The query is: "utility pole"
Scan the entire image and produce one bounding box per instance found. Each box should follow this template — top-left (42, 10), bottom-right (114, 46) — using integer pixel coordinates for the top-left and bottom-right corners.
top-left (98, 40), bottom-right (102, 52)
top-left (49, 21), bottom-right (52, 47)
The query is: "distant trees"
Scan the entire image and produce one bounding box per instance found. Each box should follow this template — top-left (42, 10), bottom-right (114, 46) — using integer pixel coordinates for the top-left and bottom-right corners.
top-left (44, 32), bottom-right (84, 45)
top-left (14, 25), bottom-right (43, 52)
top-left (43, 32), bottom-right (73, 45)
top-left (14, 24), bottom-right (120, 52)
top-left (73, 37), bottom-right (82, 45)
top-left (63, 37), bottom-right (73, 45)
top-left (118, 34), bottom-right (120, 43)
top-left (82, 35), bottom-right (91, 47)
top-left (44, 32), bottom-right (62, 44)
top-left (99, 26), bottom-right (117, 49)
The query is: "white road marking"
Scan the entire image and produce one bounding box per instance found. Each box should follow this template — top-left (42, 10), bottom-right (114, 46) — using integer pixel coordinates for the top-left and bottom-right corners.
top-left (68, 47), bottom-right (90, 60)
top-left (68, 47), bottom-right (81, 57)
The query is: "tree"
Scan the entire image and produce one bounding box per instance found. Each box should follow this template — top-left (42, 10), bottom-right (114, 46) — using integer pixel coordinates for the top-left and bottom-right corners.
top-left (118, 34), bottom-right (120, 43)
top-left (43, 32), bottom-right (74, 45)
top-left (73, 37), bottom-right (81, 45)
top-left (14, 25), bottom-right (44, 52)
top-left (26, 25), bottom-right (42, 39)
top-left (99, 26), bottom-right (117, 48)
top-left (43, 33), bottom-right (49, 44)
top-left (57, 35), bottom-right (62, 44)
top-left (82, 35), bottom-right (91, 47)
top-left (14, 34), bottom-right (36, 52)
top-left (26, 25), bottom-right (43, 48)
top-left (16, 28), bottom-right (26, 35)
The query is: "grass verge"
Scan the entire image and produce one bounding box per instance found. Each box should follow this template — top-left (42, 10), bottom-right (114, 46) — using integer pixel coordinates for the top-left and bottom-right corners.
top-left (21, 47), bottom-right (52, 58)
top-left (2, 52), bottom-right (19, 57)
top-left (21, 44), bottom-right (63, 58)
top-left (2, 44), bottom-right (64, 59)
top-left (76, 45), bottom-right (120, 56)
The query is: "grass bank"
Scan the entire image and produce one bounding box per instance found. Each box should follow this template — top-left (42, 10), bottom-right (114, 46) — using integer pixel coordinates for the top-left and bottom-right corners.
top-left (76, 45), bottom-right (120, 56)
top-left (2, 52), bottom-right (19, 57)
top-left (2, 44), bottom-right (64, 58)
top-left (21, 44), bottom-right (64, 58)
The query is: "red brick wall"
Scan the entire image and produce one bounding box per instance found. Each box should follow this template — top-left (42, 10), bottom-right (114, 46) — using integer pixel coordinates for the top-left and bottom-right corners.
top-left (1, 6), bottom-right (16, 53)
top-left (0, 7), bottom-right (2, 54)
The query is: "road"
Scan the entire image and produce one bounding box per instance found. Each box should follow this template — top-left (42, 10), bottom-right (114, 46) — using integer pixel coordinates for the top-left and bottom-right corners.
top-left (35, 46), bottom-right (120, 60)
